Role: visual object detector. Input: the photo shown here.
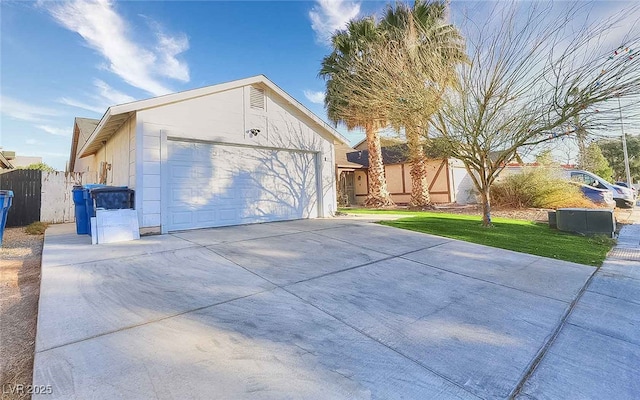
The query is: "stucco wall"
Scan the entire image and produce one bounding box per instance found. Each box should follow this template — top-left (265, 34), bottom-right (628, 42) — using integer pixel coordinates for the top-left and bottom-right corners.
top-left (135, 84), bottom-right (336, 231)
top-left (93, 115), bottom-right (136, 187)
top-left (40, 171), bottom-right (98, 223)
top-left (355, 159), bottom-right (453, 204)
top-left (385, 165), bottom-right (405, 194)
top-left (75, 116), bottom-right (136, 188)
top-left (74, 154), bottom-right (95, 174)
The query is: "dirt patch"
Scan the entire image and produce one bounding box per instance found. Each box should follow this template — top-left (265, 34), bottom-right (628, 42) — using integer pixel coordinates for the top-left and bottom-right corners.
top-left (1, 227), bottom-right (44, 400)
top-left (421, 203), bottom-right (630, 225)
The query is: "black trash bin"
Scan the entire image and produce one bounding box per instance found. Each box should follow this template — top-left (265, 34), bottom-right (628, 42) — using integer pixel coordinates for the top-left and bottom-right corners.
top-left (90, 187), bottom-right (135, 210)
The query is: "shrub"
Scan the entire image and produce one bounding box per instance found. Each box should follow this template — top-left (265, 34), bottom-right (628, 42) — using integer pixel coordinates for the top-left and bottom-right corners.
top-left (492, 168), bottom-right (597, 209)
top-left (24, 221), bottom-right (49, 235)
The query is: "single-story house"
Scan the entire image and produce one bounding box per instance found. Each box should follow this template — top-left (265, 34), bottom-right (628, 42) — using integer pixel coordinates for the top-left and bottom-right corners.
top-left (68, 117), bottom-right (100, 173)
top-left (69, 75), bottom-right (348, 234)
top-left (345, 143), bottom-right (476, 205)
top-left (0, 151), bottom-right (42, 169)
top-left (334, 142), bottom-right (365, 206)
top-left (0, 151), bottom-right (14, 170)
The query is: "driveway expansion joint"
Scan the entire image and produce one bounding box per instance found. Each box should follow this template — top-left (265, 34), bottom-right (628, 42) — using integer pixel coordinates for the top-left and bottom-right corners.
top-left (585, 288), bottom-right (640, 306)
top-left (399, 256), bottom-right (577, 305)
top-left (309, 228), bottom-right (451, 257)
top-left (35, 287), bottom-right (276, 354)
top-left (508, 265), bottom-right (600, 398)
top-left (563, 321), bottom-right (640, 347)
top-left (279, 286), bottom-right (484, 400)
top-left (45, 242), bottom-right (201, 268)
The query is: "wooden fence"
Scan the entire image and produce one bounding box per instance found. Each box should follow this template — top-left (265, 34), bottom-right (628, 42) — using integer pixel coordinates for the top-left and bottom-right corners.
top-left (0, 170), bottom-right (97, 227)
top-left (0, 169), bottom-right (42, 227)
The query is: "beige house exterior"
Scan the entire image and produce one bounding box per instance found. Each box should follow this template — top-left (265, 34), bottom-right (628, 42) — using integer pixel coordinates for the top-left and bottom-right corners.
top-left (69, 75), bottom-right (347, 233)
top-left (0, 150), bottom-right (43, 169)
top-left (344, 141), bottom-right (476, 205)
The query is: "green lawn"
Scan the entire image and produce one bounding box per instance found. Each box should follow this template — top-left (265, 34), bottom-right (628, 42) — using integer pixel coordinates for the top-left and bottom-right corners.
top-left (340, 208), bottom-right (614, 266)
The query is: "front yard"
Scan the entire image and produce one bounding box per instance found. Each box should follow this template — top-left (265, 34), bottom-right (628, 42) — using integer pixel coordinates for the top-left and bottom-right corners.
top-left (341, 208), bottom-right (615, 266)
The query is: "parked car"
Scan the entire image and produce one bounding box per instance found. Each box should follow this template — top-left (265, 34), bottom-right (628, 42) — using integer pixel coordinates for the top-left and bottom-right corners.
top-left (566, 170), bottom-right (635, 208)
top-left (570, 181), bottom-right (616, 208)
top-left (615, 181), bottom-right (638, 199)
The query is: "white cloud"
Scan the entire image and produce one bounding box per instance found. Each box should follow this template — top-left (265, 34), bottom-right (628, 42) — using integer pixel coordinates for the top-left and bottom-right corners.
top-left (152, 24), bottom-right (190, 82)
top-left (37, 125), bottom-right (70, 137)
top-left (0, 96), bottom-right (58, 122)
top-left (48, 0), bottom-right (189, 96)
top-left (58, 79), bottom-right (136, 115)
top-left (304, 90), bottom-right (325, 104)
top-left (26, 138), bottom-right (45, 145)
top-left (309, 0), bottom-right (361, 45)
top-left (58, 97), bottom-right (105, 114)
top-left (94, 79), bottom-right (136, 105)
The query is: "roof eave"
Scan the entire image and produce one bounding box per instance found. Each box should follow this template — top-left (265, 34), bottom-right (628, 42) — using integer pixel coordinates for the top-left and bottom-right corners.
top-left (78, 75), bottom-right (347, 157)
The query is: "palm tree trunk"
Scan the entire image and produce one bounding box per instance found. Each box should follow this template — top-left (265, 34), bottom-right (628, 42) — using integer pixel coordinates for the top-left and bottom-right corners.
top-left (406, 126), bottom-right (433, 208)
top-left (364, 124), bottom-right (394, 207)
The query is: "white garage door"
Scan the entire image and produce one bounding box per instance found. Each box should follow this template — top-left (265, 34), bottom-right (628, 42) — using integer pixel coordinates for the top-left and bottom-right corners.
top-left (166, 140), bottom-right (319, 231)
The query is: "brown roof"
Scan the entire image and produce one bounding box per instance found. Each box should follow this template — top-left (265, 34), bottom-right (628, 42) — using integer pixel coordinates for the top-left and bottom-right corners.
top-left (68, 117), bottom-right (99, 171)
top-left (335, 143), bottom-right (364, 169)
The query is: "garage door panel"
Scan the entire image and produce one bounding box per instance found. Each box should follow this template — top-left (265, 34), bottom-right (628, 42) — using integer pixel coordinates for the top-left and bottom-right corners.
top-left (166, 141), bottom-right (318, 231)
top-left (169, 164), bottom-right (193, 179)
top-left (219, 208), bottom-right (239, 222)
top-left (170, 211), bottom-right (193, 225)
top-left (168, 141), bottom-right (195, 161)
top-left (195, 211), bottom-right (216, 224)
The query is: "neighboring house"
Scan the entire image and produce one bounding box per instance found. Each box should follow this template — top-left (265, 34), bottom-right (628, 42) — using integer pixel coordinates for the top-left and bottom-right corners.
top-left (1, 150), bottom-right (42, 168)
top-left (0, 151), bottom-right (14, 170)
top-left (68, 117), bottom-right (100, 173)
top-left (352, 136), bottom-right (404, 151)
top-left (346, 144), bottom-right (475, 205)
top-left (68, 75), bottom-right (347, 234)
top-left (335, 142), bottom-right (365, 206)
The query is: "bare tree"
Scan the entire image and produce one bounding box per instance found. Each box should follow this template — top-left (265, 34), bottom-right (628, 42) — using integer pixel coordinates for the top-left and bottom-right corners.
top-left (431, 1), bottom-right (640, 226)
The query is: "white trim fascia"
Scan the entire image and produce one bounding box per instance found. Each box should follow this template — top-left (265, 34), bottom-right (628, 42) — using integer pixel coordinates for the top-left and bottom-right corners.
top-left (79, 76), bottom-right (348, 158)
top-left (159, 129), bottom-right (169, 234)
top-left (77, 108), bottom-right (112, 158)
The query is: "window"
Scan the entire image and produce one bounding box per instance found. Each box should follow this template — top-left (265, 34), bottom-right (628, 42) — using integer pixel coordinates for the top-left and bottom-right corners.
top-left (572, 172), bottom-right (597, 186)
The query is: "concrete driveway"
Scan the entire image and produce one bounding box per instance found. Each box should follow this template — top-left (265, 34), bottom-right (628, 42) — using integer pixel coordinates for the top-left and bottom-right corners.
top-left (33, 218), bottom-right (597, 399)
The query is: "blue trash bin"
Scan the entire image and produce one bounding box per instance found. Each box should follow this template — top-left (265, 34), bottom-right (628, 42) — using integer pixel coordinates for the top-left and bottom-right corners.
top-left (83, 184), bottom-right (106, 236)
top-left (72, 186), bottom-right (89, 235)
top-left (0, 190), bottom-right (14, 247)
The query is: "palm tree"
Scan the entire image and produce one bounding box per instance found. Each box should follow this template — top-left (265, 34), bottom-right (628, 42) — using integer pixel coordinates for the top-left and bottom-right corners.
top-left (380, 0), bottom-right (465, 208)
top-left (320, 18), bottom-right (395, 208)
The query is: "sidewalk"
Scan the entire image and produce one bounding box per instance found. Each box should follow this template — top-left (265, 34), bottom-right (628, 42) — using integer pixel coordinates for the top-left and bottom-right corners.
top-left (518, 207), bottom-right (640, 399)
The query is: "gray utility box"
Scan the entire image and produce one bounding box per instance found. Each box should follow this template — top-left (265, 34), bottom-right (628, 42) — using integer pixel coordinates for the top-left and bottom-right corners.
top-left (556, 208), bottom-right (616, 237)
top-left (548, 211), bottom-right (557, 229)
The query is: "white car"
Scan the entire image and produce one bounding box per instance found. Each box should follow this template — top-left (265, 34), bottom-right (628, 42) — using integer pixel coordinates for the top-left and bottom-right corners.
top-left (568, 170), bottom-right (635, 208)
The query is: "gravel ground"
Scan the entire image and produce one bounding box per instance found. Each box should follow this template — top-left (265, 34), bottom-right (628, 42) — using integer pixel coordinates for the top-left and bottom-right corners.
top-left (1, 227), bottom-right (44, 400)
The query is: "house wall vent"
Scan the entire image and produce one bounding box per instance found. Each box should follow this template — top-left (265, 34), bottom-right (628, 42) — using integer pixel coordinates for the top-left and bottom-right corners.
top-left (250, 87), bottom-right (265, 110)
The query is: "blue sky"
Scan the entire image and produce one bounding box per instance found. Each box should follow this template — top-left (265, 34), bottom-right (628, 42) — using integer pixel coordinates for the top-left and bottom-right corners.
top-left (1, 0), bottom-right (388, 170)
top-left (0, 1), bottom-right (638, 170)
